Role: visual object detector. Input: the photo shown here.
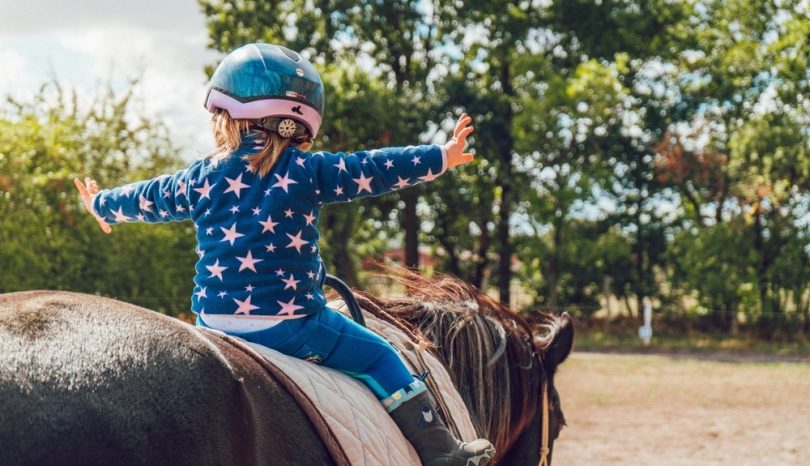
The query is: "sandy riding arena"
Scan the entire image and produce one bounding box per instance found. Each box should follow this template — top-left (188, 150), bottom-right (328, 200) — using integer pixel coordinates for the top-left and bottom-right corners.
top-left (554, 352), bottom-right (810, 466)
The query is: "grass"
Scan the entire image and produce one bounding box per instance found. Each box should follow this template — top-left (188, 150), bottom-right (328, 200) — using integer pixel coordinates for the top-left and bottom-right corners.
top-left (574, 328), bottom-right (810, 360)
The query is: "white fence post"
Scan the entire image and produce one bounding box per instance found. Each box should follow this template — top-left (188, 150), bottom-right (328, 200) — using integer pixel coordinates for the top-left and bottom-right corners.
top-left (638, 301), bottom-right (653, 346)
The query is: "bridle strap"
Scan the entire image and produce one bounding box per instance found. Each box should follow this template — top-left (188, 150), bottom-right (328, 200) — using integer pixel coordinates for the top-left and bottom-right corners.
top-left (538, 383), bottom-right (550, 466)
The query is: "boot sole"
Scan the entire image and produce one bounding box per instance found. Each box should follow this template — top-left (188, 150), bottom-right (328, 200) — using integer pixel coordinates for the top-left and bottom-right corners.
top-left (465, 445), bottom-right (496, 466)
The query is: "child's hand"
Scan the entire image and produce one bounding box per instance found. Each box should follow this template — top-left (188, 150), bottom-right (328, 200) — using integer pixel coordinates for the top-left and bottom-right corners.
top-left (73, 177), bottom-right (112, 234)
top-left (444, 113), bottom-right (475, 170)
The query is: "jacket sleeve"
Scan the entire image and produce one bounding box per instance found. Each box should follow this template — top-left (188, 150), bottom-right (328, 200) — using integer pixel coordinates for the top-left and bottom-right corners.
top-left (307, 144), bottom-right (447, 205)
top-left (91, 162), bottom-right (202, 224)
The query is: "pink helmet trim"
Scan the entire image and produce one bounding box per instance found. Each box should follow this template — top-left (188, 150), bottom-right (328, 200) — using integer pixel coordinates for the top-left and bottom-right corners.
top-left (205, 88), bottom-right (322, 138)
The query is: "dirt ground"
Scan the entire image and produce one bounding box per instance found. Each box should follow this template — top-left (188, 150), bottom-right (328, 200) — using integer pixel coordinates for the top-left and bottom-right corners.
top-left (553, 352), bottom-right (810, 466)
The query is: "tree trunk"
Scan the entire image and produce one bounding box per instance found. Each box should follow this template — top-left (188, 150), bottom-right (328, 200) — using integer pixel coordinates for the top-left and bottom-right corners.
top-left (548, 208), bottom-right (564, 310)
top-left (496, 57), bottom-right (515, 306)
top-left (401, 189), bottom-right (420, 268)
top-left (471, 217), bottom-right (491, 289)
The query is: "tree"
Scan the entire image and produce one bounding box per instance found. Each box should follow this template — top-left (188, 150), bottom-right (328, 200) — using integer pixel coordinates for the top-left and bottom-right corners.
top-left (0, 82), bottom-right (196, 315)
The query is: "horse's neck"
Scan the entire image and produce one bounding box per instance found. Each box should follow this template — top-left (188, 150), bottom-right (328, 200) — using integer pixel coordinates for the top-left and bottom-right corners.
top-left (411, 313), bottom-right (536, 457)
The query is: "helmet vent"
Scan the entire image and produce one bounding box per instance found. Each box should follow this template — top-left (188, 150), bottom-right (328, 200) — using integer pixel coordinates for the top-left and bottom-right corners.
top-left (279, 46), bottom-right (301, 62)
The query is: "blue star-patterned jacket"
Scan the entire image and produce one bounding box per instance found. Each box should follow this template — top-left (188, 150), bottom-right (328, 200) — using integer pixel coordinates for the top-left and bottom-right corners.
top-left (92, 132), bottom-right (447, 319)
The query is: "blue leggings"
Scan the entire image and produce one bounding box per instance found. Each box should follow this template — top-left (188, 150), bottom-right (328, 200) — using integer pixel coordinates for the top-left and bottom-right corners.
top-left (197, 308), bottom-right (416, 399)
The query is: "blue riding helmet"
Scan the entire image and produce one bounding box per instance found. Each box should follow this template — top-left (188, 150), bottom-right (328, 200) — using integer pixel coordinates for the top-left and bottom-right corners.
top-left (204, 43), bottom-right (325, 139)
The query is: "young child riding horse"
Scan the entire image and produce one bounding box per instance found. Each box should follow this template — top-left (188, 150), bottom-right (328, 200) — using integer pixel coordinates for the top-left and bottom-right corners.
top-left (75, 43), bottom-right (494, 465)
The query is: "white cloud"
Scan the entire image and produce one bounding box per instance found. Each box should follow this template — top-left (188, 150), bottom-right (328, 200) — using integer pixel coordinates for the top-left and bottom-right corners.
top-left (0, 48), bottom-right (38, 100)
top-left (0, 0), bottom-right (204, 38)
top-left (0, 0), bottom-right (219, 155)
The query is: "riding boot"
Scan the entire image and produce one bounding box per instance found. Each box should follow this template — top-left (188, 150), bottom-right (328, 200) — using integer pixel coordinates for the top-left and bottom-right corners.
top-left (383, 380), bottom-right (496, 466)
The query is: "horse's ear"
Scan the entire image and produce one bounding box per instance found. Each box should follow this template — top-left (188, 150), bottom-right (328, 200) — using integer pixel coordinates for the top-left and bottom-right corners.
top-left (540, 312), bottom-right (574, 374)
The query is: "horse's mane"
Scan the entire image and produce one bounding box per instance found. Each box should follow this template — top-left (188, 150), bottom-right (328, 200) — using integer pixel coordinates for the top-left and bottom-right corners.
top-left (340, 265), bottom-right (564, 458)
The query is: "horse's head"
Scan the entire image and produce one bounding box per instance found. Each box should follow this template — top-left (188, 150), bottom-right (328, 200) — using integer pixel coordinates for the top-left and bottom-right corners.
top-left (350, 266), bottom-right (575, 466)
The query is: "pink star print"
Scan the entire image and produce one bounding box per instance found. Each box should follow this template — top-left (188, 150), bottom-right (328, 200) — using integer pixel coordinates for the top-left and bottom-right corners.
top-left (234, 295), bottom-right (260, 315)
top-left (419, 168), bottom-right (440, 182)
top-left (284, 208), bottom-right (294, 218)
top-left (384, 159), bottom-right (394, 169)
top-left (224, 173), bottom-right (250, 198)
top-left (277, 297), bottom-right (304, 316)
top-left (296, 156), bottom-right (306, 167)
top-left (285, 230), bottom-right (309, 253)
top-left (275, 268), bottom-right (286, 276)
top-left (272, 172), bottom-right (298, 192)
top-left (220, 222), bottom-right (244, 246)
top-left (206, 259), bottom-right (228, 281)
top-left (236, 250), bottom-right (263, 272)
top-left (411, 155), bottom-right (421, 165)
top-left (334, 185), bottom-right (344, 196)
top-left (176, 179), bottom-right (187, 197)
top-left (303, 211), bottom-right (316, 226)
top-left (395, 176), bottom-right (410, 189)
top-left (282, 273), bottom-right (300, 291)
top-left (193, 179), bottom-right (215, 199)
top-left (112, 207), bottom-right (130, 223)
top-left (353, 172), bottom-right (374, 194)
top-left (265, 243), bottom-right (276, 253)
top-left (195, 287), bottom-right (207, 299)
top-left (334, 158), bottom-right (348, 173)
top-left (139, 195), bottom-right (153, 212)
top-left (259, 215), bottom-right (278, 234)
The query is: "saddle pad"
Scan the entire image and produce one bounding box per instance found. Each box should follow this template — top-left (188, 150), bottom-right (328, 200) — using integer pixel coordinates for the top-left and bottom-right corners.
top-left (235, 300), bottom-right (479, 466)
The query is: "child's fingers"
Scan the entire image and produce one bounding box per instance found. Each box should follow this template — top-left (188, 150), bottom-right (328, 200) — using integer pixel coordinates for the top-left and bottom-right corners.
top-left (98, 220), bottom-right (112, 234)
top-left (462, 153), bottom-right (474, 163)
top-left (457, 126), bottom-right (474, 144)
top-left (454, 117), bottom-right (473, 138)
top-left (74, 178), bottom-right (89, 197)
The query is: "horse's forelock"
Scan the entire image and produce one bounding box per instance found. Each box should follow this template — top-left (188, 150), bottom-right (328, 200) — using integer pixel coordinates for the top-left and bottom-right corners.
top-left (531, 312), bottom-right (567, 352)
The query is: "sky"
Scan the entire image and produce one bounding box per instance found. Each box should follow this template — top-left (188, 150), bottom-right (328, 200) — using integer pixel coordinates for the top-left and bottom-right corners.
top-left (0, 0), bottom-right (219, 155)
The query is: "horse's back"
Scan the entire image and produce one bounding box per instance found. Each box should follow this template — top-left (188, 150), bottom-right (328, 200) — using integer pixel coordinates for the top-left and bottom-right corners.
top-left (0, 291), bottom-right (334, 466)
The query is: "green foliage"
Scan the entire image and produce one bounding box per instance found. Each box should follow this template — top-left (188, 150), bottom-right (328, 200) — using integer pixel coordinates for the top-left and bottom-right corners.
top-left (4, 0), bottom-right (808, 340)
top-left (0, 84), bottom-right (195, 315)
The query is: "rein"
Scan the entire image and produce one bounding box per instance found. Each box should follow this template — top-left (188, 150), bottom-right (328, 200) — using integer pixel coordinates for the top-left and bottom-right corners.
top-left (539, 382), bottom-right (550, 466)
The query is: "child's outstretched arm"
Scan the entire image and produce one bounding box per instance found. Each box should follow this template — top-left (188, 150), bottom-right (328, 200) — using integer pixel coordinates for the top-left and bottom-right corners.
top-left (308, 113), bottom-right (474, 204)
top-left (74, 163), bottom-right (199, 228)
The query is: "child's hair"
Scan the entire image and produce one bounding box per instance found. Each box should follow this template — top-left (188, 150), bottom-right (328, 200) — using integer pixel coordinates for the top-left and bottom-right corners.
top-left (208, 108), bottom-right (313, 178)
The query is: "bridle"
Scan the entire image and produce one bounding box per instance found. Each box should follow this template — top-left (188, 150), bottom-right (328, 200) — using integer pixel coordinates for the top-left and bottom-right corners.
top-left (511, 338), bottom-right (552, 466)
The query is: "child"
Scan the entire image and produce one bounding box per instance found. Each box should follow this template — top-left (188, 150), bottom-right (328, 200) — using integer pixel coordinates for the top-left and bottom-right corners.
top-left (75, 43), bottom-right (494, 466)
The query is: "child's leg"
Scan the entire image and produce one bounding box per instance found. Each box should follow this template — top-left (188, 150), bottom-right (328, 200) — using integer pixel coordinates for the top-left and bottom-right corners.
top-left (295, 308), bottom-right (418, 399)
top-left (198, 308), bottom-right (418, 399)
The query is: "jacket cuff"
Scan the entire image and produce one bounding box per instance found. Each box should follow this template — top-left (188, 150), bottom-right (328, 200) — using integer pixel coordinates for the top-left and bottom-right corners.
top-left (439, 145), bottom-right (448, 175)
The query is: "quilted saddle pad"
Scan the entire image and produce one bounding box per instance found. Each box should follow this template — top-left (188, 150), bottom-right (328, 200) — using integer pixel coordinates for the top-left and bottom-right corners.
top-left (227, 299), bottom-right (479, 466)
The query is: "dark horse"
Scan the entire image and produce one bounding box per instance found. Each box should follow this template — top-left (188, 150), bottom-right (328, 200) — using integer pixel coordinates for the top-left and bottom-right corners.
top-left (0, 271), bottom-right (572, 466)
